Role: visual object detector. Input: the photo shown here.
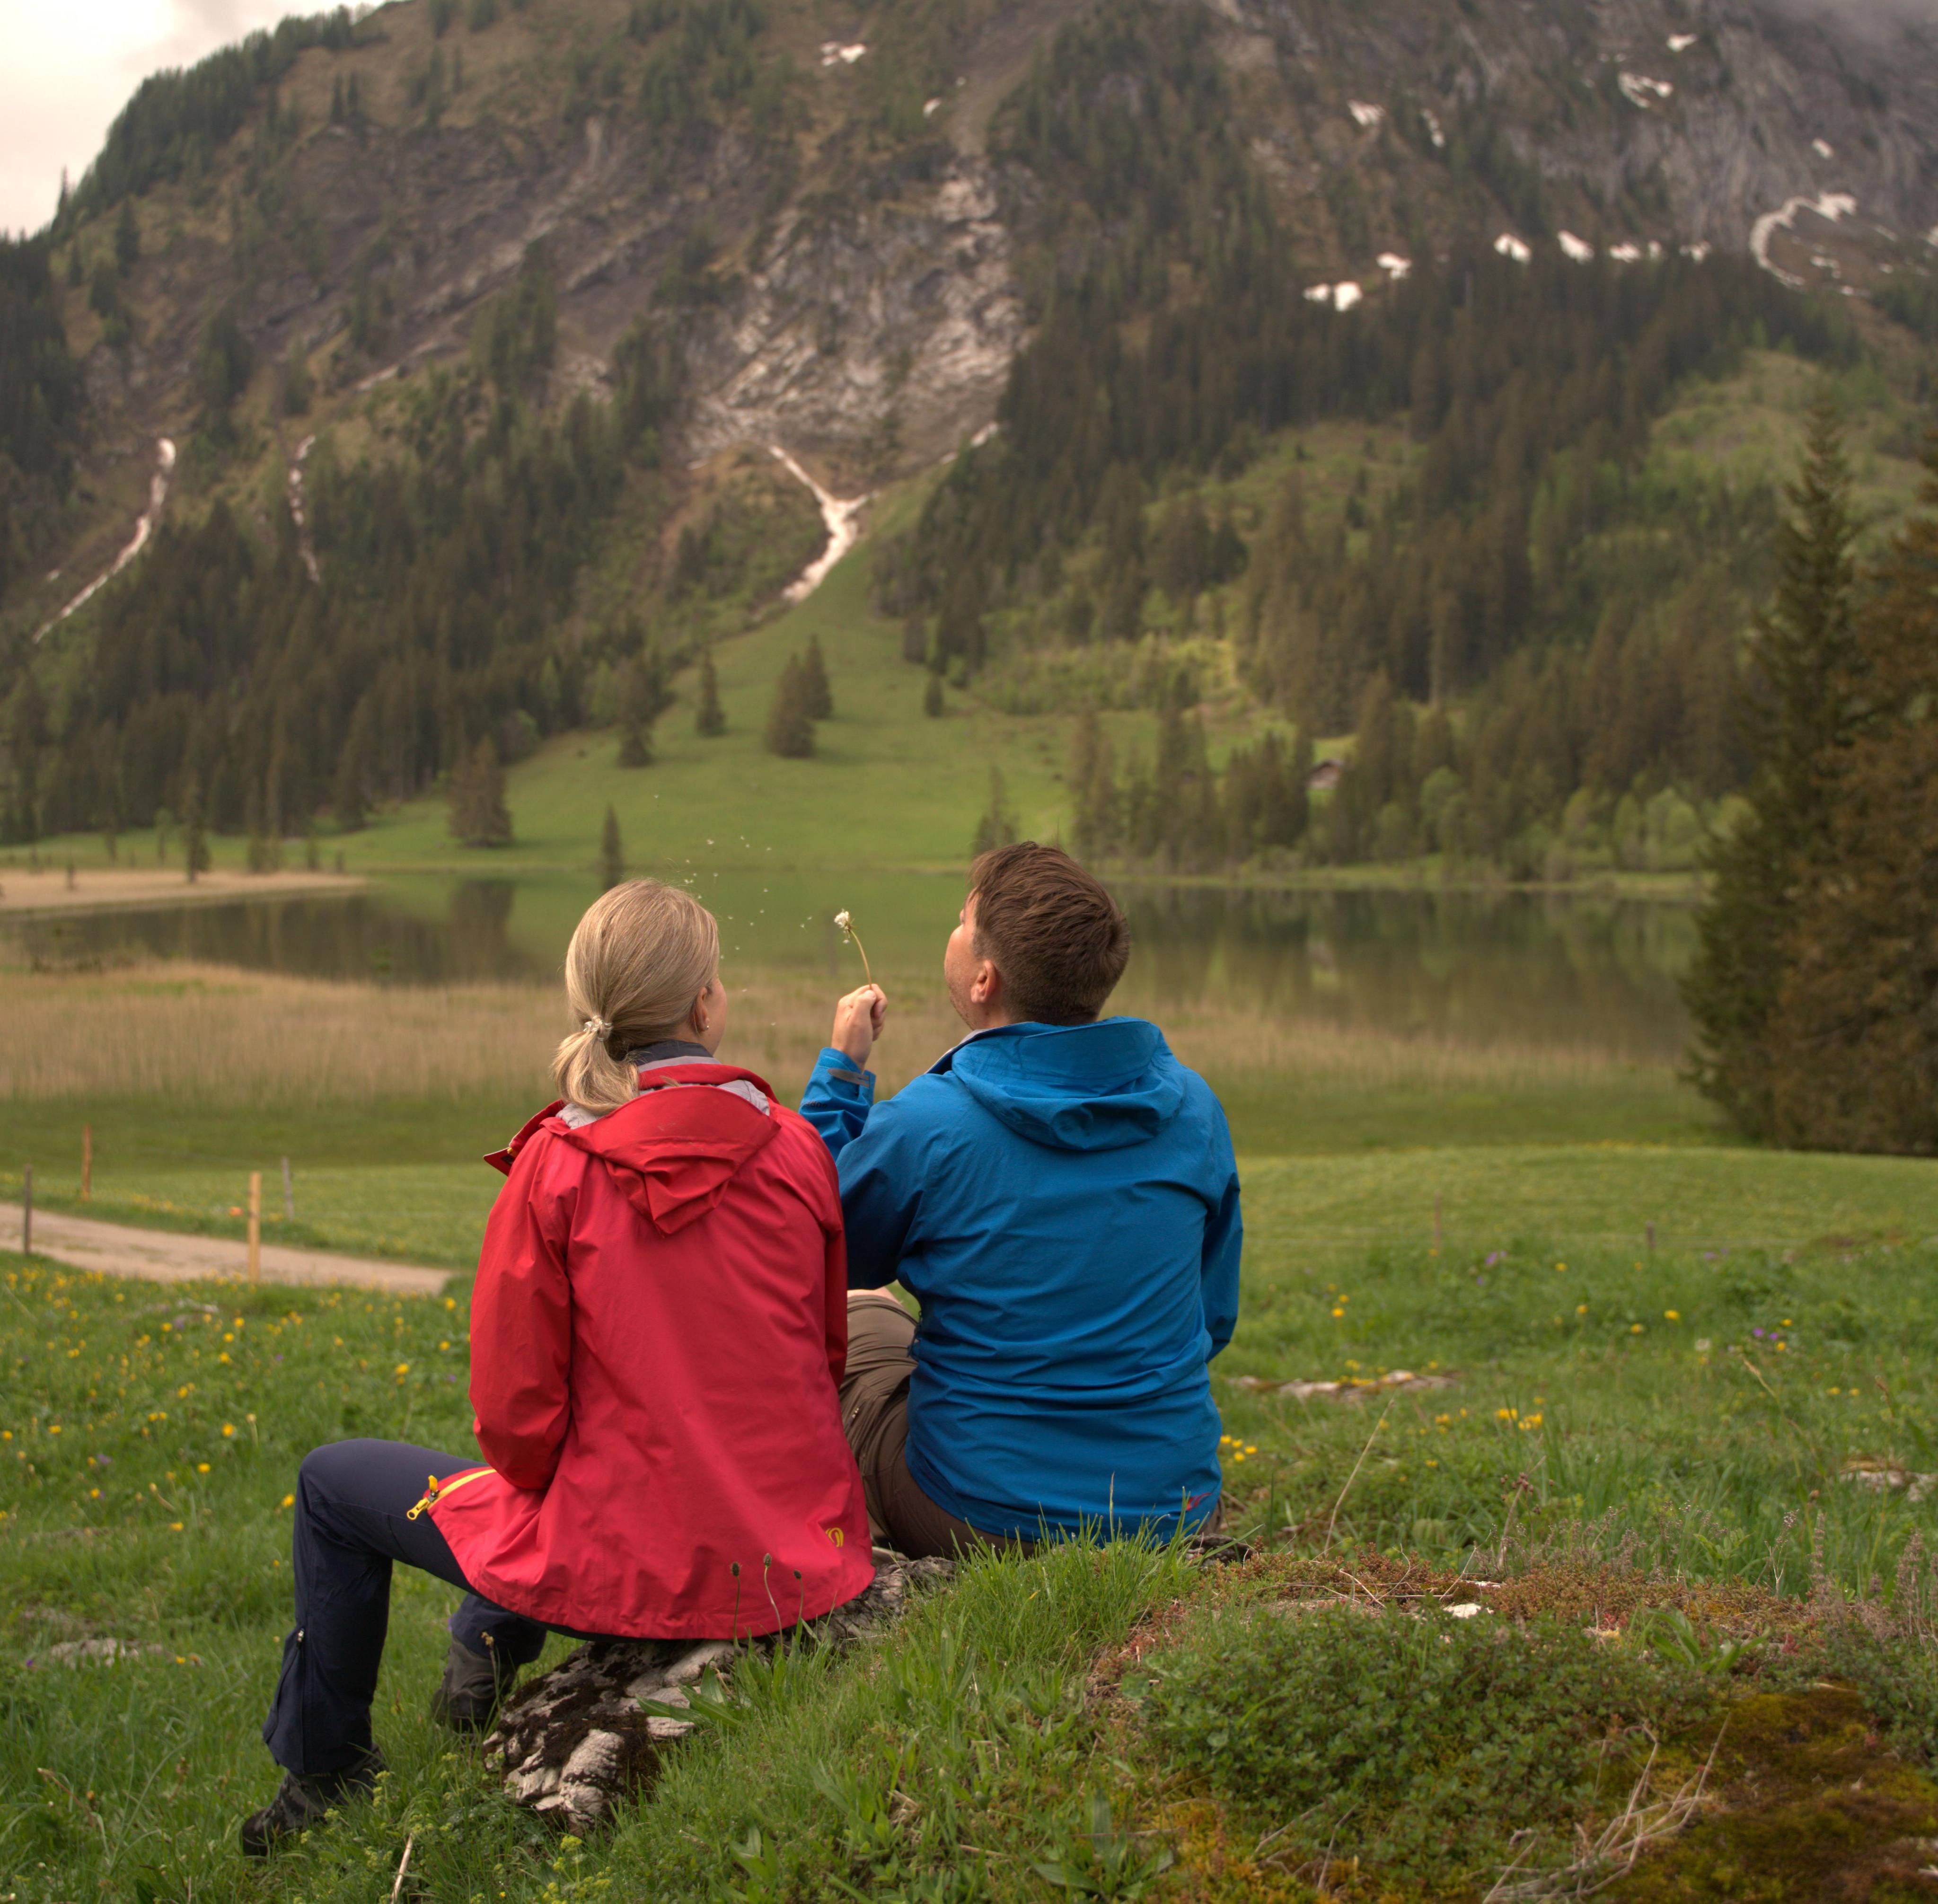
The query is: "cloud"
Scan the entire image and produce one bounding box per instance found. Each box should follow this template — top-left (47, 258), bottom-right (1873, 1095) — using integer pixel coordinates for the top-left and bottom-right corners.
top-left (0, 0), bottom-right (299, 234)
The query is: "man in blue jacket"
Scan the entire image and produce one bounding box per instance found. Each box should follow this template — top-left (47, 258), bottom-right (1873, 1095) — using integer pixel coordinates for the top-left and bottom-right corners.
top-left (801, 842), bottom-right (1241, 1555)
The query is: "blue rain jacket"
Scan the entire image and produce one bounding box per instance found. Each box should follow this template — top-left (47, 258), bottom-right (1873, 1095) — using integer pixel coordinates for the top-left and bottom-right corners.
top-left (801, 1019), bottom-right (1242, 1541)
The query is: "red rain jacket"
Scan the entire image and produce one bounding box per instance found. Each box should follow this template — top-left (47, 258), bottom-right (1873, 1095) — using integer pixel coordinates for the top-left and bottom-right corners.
top-left (427, 1063), bottom-right (876, 1640)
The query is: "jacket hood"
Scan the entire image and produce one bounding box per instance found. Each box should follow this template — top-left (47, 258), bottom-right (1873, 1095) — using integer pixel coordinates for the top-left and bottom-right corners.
top-left (940, 1020), bottom-right (1185, 1152)
top-left (490, 1065), bottom-right (780, 1234)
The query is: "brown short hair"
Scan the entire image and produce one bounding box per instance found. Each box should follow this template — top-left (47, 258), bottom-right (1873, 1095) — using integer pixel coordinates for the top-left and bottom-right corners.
top-left (969, 842), bottom-right (1129, 1024)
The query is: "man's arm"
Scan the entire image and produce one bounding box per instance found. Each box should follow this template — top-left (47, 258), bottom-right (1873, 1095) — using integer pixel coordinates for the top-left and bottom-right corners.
top-left (835, 1095), bottom-right (930, 1290)
top-left (800, 984), bottom-right (887, 1164)
top-left (1201, 1116), bottom-right (1243, 1359)
top-left (799, 1047), bottom-right (876, 1164)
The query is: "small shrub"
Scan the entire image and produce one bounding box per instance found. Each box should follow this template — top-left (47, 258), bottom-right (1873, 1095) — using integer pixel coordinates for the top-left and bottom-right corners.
top-left (1136, 1604), bottom-right (1714, 1888)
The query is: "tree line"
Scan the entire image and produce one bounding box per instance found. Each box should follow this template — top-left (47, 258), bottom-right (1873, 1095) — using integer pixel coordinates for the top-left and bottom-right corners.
top-left (0, 236), bottom-right (84, 607)
top-left (1, 250), bottom-right (681, 847)
top-left (876, 0), bottom-right (1857, 869)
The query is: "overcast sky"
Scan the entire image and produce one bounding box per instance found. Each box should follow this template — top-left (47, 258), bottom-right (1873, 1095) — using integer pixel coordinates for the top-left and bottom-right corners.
top-left (2, 0), bottom-right (306, 237)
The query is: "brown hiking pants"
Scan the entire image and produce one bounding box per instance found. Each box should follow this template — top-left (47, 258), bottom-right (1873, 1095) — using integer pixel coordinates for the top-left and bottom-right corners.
top-left (837, 1292), bottom-right (1017, 1560)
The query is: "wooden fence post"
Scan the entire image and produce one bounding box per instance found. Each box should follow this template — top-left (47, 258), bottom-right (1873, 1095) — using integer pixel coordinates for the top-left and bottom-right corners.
top-left (248, 1171), bottom-right (262, 1283)
top-left (21, 1164), bottom-right (31, 1258)
top-left (282, 1156), bottom-right (295, 1223)
top-left (81, 1126), bottom-right (92, 1203)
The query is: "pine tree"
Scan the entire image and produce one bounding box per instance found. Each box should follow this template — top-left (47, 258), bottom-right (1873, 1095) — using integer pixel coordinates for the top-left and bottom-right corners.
top-left (449, 737), bottom-right (513, 845)
top-left (1070, 707), bottom-right (1119, 857)
top-left (695, 652), bottom-right (726, 735)
top-left (764, 657), bottom-right (815, 758)
top-left (181, 775), bottom-right (210, 882)
top-left (600, 804), bottom-right (625, 890)
top-left (970, 765), bottom-right (1018, 857)
top-left (616, 659), bottom-right (655, 767)
top-left (114, 200), bottom-right (139, 273)
top-left (802, 635), bottom-right (833, 720)
top-left (1683, 403), bottom-right (1859, 1137)
top-left (1758, 448), bottom-right (1938, 1152)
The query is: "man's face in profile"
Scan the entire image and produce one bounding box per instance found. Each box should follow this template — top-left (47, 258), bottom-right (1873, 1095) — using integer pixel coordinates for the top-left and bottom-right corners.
top-left (944, 893), bottom-right (983, 1027)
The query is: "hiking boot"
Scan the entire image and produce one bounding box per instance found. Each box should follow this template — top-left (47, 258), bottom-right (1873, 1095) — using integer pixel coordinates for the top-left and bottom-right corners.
top-left (239, 1750), bottom-right (383, 1857)
top-left (430, 1635), bottom-right (518, 1732)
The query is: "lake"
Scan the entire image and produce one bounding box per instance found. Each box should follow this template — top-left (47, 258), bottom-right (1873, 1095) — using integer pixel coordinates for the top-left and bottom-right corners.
top-left (4, 872), bottom-right (1699, 1064)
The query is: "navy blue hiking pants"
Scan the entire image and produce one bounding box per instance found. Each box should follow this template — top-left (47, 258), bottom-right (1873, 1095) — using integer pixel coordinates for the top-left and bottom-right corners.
top-left (262, 1438), bottom-right (549, 1776)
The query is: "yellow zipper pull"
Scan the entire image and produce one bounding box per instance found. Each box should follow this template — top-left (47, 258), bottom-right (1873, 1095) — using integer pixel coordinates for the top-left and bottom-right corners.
top-left (405, 1472), bottom-right (440, 1520)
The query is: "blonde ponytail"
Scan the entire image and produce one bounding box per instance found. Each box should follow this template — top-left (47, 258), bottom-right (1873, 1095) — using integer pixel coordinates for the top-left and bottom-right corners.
top-left (552, 880), bottom-right (721, 1113)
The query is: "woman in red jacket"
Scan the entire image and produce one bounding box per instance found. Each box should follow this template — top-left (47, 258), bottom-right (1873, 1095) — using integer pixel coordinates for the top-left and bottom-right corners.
top-left (245, 881), bottom-right (875, 1854)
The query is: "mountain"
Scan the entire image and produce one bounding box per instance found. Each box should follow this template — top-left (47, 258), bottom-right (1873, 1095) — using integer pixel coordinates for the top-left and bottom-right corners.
top-left (2, 0), bottom-right (1938, 864)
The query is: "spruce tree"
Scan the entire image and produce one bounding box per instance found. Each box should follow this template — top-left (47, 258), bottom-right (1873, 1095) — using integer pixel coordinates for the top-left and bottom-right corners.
top-left (695, 652), bottom-right (726, 735)
top-left (1683, 403), bottom-right (1859, 1137)
top-left (599, 804), bottom-right (625, 890)
top-left (1758, 448), bottom-right (1938, 1152)
top-left (802, 635), bottom-right (833, 720)
top-left (616, 659), bottom-right (655, 767)
top-left (764, 657), bottom-right (815, 758)
top-left (970, 766), bottom-right (1018, 857)
top-left (450, 737), bottom-right (513, 845)
top-left (181, 775), bottom-right (210, 882)
top-left (1070, 708), bottom-right (1119, 857)
top-left (114, 200), bottom-right (139, 272)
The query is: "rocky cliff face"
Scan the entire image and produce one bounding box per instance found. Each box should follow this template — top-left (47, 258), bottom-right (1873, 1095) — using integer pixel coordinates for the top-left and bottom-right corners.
top-left (20, 0), bottom-right (1938, 629)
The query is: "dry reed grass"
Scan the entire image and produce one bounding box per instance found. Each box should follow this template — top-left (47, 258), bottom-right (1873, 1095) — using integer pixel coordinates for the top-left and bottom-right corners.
top-left (0, 961), bottom-right (1668, 1107)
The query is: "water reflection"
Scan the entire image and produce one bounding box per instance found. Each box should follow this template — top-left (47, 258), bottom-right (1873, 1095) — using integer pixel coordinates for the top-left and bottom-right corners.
top-left (4, 877), bottom-right (1694, 1060)
top-left (8, 883), bottom-right (549, 985)
top-left (1110, 888), bottom-right (1692, 1061)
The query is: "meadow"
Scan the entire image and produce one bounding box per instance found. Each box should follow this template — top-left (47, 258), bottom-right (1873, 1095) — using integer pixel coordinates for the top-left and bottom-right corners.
top-left (5, 942), bottom-right (1938, 1901)
top-left (8, 1182), bottom-right (1938, 1901)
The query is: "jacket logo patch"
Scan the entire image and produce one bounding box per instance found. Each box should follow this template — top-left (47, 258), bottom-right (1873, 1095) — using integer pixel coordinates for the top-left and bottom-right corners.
top-left (827, 1526), bottom-right (845, 1546)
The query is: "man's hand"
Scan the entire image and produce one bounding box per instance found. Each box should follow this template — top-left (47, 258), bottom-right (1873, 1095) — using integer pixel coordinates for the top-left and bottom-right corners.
top-left (831, 984), bottom-right (887, 1067)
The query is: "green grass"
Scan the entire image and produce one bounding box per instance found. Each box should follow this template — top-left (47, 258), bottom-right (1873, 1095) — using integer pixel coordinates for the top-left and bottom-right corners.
top-left (9, 1143), bottom-right (1938, 1902)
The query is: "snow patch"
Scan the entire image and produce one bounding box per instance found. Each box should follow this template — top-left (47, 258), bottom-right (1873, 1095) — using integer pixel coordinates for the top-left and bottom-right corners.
top-left (1750, 191), bottom-right (1857, 288)
top-left (1682, 241), bottom-right (1713, 261)
top-left (771, 447), bottom-right (868, 605)
top-left (819, 41), bottom-right (866, 66)
top-left (923, 97), bottom-right (942, 117)
top-left (1609, 242), bottom-right (1642, 263)
top-left (35, 438), bottom-right (176, 642)
top-left (1813, 138), bottom-right (1835, 160)
top-left (1494, 233), bottom-right (1532, 264)
top-left (1559, 230), bottom-right (1595, 262)
top-left (1666, 32), bottom-right (1698, 53)
top-left (1348, 100), bottom-right (1385, 129)
top-left (1618, 72), bottom-right (1674, 107)
top-left (1376, 252), bottom-right (1412, 280)
top-left (288, 434), bottom-right (320, 584)
top-left (1303, 282), bottom-right (1363, 310)
top-left (1421, 109), bottom-right (1445, 150)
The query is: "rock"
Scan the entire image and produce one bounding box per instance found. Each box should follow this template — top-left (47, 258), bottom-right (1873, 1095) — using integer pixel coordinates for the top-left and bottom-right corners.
top-left (1230, 1369), bottom-right (1457, 1402)
top-left (40, 1637), bottom-right (169, 1666)
top-left (484, 1550), bottom-right (952, 1831)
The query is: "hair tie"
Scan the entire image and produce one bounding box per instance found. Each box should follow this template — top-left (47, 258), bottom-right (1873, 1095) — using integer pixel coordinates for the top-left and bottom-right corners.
top-left (584, 1016), bottom-right (612, 1038)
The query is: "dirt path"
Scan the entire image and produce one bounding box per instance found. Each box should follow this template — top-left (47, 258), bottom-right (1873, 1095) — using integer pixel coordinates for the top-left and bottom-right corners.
top-left (0, 1203), bottom-right (451, 1295)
